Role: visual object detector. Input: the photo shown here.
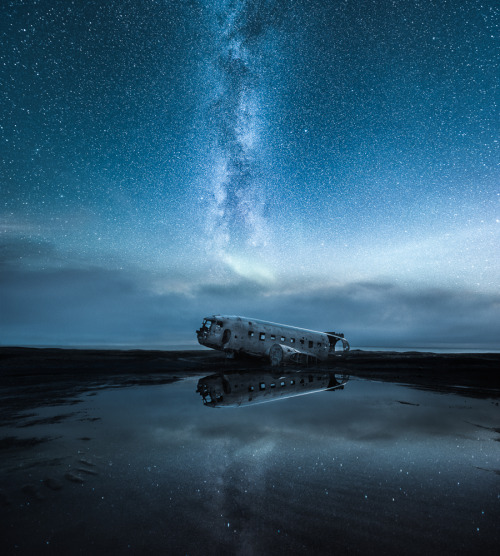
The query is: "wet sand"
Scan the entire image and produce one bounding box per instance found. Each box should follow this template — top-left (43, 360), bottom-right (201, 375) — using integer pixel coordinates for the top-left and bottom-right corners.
top-left (1, 348), bottom-right (499, 554)
top-left (2, 346), bottom-right (499, 379)
top-left (1, 346), bottom-right (499, 401)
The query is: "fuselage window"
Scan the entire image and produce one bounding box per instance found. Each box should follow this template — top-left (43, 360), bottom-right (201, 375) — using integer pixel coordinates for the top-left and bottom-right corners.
top-left (281, 336), bottom-right (286, 342)
top-left (248, 331), bottom-right (254, 337)
top-left (260, 383), bottom-right (266, 390)
top-left (249, 385), bottom-right (254, 392)
top-left (259, 333), bottom-right (266, 341)
top-left (280, 381), bottom-right (285, 387)
top-left (290, 379), bottom-right (295, 385)
top-left (290, 338), bottom-right (295, 344)
top-left (308, 340), bottom-right (313, 348)
top-left (270, 335), bottom-right (276, 341)
top-left (300, 339), bottom-right (305, 345)
top-left (270, 382), bottom-right (276, 388)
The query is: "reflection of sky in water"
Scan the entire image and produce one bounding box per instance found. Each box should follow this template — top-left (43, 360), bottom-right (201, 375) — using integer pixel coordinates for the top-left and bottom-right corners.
top-left (2, 377), bottom-right (499, 554)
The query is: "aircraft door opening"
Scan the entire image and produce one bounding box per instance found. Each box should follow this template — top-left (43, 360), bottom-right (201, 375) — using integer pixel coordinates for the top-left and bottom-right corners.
top-left (222, 329), bottom-right (231, 346)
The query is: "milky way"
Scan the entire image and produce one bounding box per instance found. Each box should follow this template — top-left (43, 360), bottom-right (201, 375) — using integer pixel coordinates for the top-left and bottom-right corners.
top-left (202, 0), bottom-right (288, 274)
top-left (0, 1), bottom-right (499, 347)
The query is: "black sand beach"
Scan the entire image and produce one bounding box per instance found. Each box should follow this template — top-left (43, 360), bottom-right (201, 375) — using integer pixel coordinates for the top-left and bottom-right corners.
top-left (1, 347), bottom-right (499, 401)
top-left (1, 348), bottom-right (499, 554)
top-left (2, 346), bottom-right (499, 380)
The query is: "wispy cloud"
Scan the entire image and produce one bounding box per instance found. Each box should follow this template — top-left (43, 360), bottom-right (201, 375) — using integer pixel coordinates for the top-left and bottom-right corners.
top-left (1, 252), bottom-right (498, 348)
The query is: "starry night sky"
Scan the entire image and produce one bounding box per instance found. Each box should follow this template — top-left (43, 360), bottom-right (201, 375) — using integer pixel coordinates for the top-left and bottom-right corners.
top-left (1, 0), bottom-right (499, 348)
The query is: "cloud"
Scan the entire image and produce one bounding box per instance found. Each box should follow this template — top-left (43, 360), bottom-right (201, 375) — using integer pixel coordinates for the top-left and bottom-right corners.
top-left (193, 280), bottom-right (500, 347)
top-left (0, 235), bottom-right (59, 268)
top-left (0, 266), bottom-right (192, 346)
top-left (1, 255), bottom-right (498, 348)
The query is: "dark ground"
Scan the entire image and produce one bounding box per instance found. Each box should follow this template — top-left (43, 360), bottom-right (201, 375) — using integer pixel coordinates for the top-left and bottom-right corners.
top-left (1, 347), bottom-right (498, 448)
top-left (1, 347), bottom-right (499, 555)
top-left (2, 346), bottom-right (499, 376)
top-left (1, 346), bottom-right (499, 394)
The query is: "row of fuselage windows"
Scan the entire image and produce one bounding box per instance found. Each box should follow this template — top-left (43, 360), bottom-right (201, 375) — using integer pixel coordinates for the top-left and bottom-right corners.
top-left (247, 330), bottom-right (322, 349)
top-left (250, 375), bottom-right (325, 392)
top-left (255, 375), bottom-right (322, 390)
top-left (230, 375), bottom-right (323, 392)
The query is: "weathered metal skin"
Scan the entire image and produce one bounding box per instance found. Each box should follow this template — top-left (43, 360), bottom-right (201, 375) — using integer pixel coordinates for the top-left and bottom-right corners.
top-left (196, 315), bottom-right (349, 365)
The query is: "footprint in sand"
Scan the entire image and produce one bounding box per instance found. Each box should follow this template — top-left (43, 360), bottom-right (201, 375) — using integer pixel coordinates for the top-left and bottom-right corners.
top-left (79, 458), bottom-right (97, 467)
top-left (21, 484), bottom-right (45, 500)
top-left (63, 456), bottom-right (100, 484)
top-left (64, 471), bottom-right (85, 484)
top-left (43, 477), bottom-right (63, 491)
top-left (76, 467), bottom-right (98, 476)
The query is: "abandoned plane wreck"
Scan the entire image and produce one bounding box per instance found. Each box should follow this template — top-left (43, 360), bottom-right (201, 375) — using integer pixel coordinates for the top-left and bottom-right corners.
top-left (196, 315), bottom-right (350, 365)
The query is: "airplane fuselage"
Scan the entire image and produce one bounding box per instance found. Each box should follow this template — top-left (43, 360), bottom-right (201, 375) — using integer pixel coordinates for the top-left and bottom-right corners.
top-left (196, 315), bottom-right (349, 365)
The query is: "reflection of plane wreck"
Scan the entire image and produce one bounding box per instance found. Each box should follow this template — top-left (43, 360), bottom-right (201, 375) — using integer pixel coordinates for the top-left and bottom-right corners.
top-left (196, 371), bottom-right (349, 408)
top-left (196, 315), bottom-right (349, 365)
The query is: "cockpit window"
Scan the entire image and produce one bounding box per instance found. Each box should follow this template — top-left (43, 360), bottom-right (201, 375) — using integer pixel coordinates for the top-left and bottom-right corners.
top-left (203, 319), bottom-right (213, 330)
